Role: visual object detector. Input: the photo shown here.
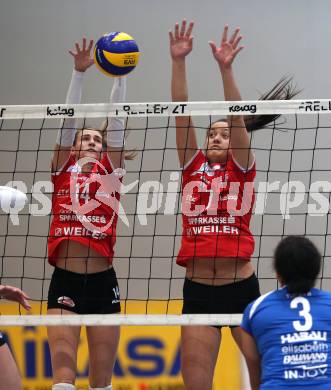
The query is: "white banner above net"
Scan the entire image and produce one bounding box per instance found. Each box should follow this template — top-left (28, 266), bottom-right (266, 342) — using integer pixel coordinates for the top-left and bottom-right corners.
top-left (1, 99), bottom-right (331, 119)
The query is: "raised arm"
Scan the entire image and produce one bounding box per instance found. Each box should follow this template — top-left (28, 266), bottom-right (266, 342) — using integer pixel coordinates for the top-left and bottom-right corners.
top-left (169, 20), bottom-right (198, 168)
top-left (104, 76), bottom-right (127, 169)
top-left (209, 26), bottom-right (254, 169)
top-left (52, 38), bottom-right (94, 171)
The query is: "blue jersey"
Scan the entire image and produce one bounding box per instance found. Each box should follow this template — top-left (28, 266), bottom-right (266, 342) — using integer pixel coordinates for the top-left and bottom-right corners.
top-left (241, 287), bottom-right (331, 389)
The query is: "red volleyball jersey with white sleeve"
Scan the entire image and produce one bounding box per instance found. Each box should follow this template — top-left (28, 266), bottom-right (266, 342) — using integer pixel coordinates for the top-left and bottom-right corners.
top-left (177, 150), bottom-right (255, 267)
top-left (48, 154), bottom-right (123, 266)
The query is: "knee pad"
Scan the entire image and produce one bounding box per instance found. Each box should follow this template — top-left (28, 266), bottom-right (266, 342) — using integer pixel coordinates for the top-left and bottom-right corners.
top-left (52, 384), bottom-right (76, 390)
top-left (89, 386), bottom-right (112, 390)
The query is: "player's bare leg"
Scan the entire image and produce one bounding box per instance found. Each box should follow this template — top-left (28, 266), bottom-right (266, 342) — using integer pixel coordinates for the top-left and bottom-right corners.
top-left (47, 308), bottom-right (81, 386)
top-left (181, 325), bottom-right (221, 390)
top-left (86, 325), bottom-right (120, 388)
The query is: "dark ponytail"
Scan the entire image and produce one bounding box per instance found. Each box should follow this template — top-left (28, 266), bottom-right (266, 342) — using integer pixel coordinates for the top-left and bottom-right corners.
top-left (244, 76), bottom-right (300, 132)
top-left (286, 278), bottom-right (316, 295)
top-left (210, 76), bottom-right (300, 132)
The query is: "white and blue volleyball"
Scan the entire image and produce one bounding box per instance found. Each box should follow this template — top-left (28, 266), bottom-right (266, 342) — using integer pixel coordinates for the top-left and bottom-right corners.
top-left (94, 32), bottom-right (140, 77)
top-left (0, 186), bottom-right (27, 213)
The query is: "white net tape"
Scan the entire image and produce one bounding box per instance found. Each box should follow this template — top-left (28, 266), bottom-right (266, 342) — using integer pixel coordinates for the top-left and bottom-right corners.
top-left (0, 314), bottom-right (242, 326)
top-left (0, 99), bottom-right (329, 119)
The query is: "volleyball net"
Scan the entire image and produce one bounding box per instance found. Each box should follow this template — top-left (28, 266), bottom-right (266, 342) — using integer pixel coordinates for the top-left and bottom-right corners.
top-left (0, 99), bottom-right (330, 326)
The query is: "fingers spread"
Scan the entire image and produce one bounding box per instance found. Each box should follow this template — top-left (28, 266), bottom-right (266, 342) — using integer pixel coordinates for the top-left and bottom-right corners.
top-left (229, 27), bottom-right (240, 45)
top-left (221, 25), bottom-right (229, 45)
top-left (233, 46), bottom-right (244, 58)
top-left (87, 39), bottom-right (94, 52)
top-left (233, 35), bottom-right (242, 50)
top-left (185, 21), bottom-right (194, 38)
top-left (174, 23), bottom-right (180, 39)
top-left (169, 31), bottom-right (174, 44)
top-left (180, 19), bottom-right (187, 36)
top-left (208, 41), bottom-right (217, 54)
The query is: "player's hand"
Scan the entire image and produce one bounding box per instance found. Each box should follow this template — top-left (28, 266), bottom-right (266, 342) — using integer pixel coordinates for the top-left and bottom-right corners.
top-left (69, 38), bottom-right (94, 72)
top-left (209, 26), bottom-right (244, 69)
top-left (169, 20), bottom-right (194, 60)
top-left (0, 285), bottom-right (31, 310)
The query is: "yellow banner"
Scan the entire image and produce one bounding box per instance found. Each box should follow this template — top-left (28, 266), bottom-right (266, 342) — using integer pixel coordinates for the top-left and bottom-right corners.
top-left (0, 302), bottom-right (241, 390)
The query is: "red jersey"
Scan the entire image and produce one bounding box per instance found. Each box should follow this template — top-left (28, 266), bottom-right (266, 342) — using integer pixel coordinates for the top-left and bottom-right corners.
top-left (48, 154), bottom-right (123, 266)
top-left (177, 150), bottom-right (255, 267)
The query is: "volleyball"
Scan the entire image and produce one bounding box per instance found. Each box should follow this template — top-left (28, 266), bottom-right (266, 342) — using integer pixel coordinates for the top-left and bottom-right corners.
top-left (94, 32), bottom-right (140, 77)
top-left (0, 186), bottom-right (27, 213)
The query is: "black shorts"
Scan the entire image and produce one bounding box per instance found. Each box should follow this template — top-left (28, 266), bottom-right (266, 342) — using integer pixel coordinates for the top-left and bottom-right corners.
top-left (182, 273), bottom-right (260, 327)
top-left (48, 267), bottom-right (121, 314)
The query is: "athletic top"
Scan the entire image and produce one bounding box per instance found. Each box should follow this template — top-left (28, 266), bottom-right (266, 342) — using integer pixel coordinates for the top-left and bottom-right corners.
top-left (177, 150), bottom-right (255, 266)
top-left (48, 153), bottom-right (123, 266)
top-left (242, 287), bottom-right (331, 389)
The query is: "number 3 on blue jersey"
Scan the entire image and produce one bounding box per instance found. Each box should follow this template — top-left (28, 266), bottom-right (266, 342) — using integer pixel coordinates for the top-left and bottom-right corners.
top-left (290, 296), bottom-right (313, 331)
